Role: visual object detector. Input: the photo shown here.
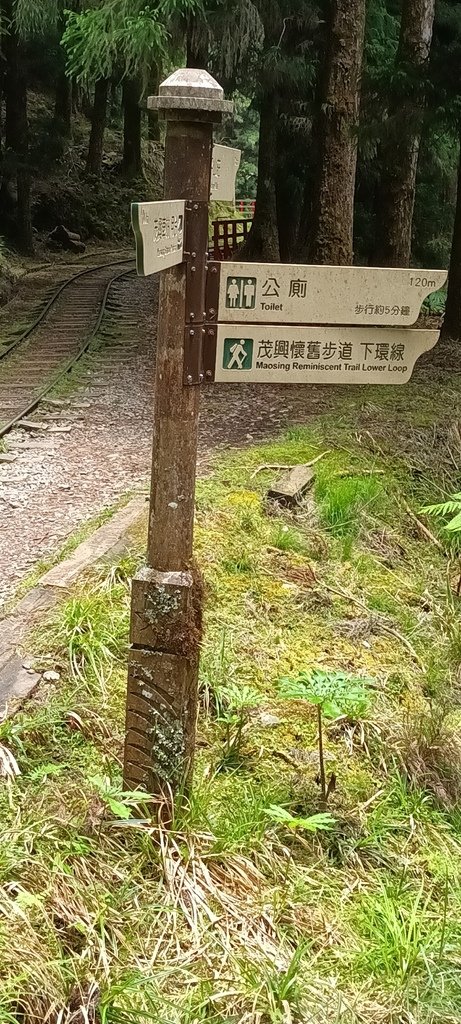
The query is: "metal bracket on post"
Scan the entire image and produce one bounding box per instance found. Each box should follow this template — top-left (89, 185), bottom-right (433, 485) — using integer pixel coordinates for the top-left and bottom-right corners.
top-left (184, 324), bottom-right (206, 385)
top-left (205, 261), bottom-right (220, 322)
top-left (183, 199), bottom-right (209, 385)
top-left (184, 260), bottom-right (220, 385)
top-left (202, 324), bottom-right (217, 383)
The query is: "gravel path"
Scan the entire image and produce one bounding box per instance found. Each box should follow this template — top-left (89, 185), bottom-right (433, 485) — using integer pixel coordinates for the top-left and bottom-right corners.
top-left (0, 272), bottom-right (348, 607)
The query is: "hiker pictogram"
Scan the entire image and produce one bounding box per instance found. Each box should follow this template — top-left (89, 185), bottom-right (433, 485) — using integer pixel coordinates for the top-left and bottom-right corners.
top-left (223, 337), bottom-right (254, 369)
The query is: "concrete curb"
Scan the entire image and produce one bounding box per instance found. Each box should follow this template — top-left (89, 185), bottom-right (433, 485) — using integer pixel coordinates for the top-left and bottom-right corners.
top-left (0, 495), bottom-right (146, 716)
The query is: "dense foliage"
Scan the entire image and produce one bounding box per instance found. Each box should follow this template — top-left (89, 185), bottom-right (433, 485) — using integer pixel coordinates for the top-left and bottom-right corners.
top-left (1, 0), bottom-right (461, 330)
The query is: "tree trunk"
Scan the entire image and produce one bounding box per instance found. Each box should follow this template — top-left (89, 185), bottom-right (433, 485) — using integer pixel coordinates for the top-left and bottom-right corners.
top-left (374, 0), bottom-right (436, 267)
top-left (276, 172), bottom-right (302, 263)
top-left (2, 1), bottom-right (33, 253)
top-left (54, 69), bottom-right (73, 136)
top-left (239, 92), bottom-right (280, 263)
top-left (186, 14), bottom-right (209, 69)
top-left (309, 0), bottom-right (366, 265)
top-left (17, 168), bottom-right (32, 252)
top-left (85, 78), bottom-right (109, 177)
top-left (122, 78), bottom-right (142, 178)
top-left (148, 65), bottom-right (161, 143)
top-left (441, 134), bottom-right (461, 342)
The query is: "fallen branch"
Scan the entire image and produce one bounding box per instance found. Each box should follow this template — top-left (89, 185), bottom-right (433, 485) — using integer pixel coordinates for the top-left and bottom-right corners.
top-left (250, 450), bottom-right (331, 480)
top-left (334, 469), bottom-right (386, 479)
top-left (250, 464), bottom-right (292, 478)
top-left (402, 501), bottom-right (445, 553)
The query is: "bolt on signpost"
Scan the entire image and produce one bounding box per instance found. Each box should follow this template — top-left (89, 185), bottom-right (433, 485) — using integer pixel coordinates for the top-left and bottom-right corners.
top-left (123, 69), bottom-right (232, 796)
top-left (126, 67), bottom-right (448, 800)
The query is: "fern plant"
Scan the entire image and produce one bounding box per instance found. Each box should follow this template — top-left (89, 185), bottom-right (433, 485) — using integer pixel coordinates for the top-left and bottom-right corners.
top-left (421, 493), bottom-right (461, 593)
top-left (421, 493), bottom-right (461, 534)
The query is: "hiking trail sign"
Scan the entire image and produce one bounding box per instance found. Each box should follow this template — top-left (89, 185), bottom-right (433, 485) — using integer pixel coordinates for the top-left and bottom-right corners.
top-left (212, 325), bottom-right (438, 385)
top-left (207, 261), bottom-right (447, 327)
top-left (131, 199), bottom-right (185, 276)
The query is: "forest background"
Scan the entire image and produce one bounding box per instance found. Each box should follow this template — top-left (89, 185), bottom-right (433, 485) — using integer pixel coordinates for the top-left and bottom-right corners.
top-left (1, 0), bottom-right (461, 338)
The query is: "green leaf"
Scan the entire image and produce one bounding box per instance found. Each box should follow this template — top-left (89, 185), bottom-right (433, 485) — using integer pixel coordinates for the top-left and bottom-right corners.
top-left (265, 805), bottom-right (335, 833)
top-left (445, 510), bottom-right (461, 532)
top-left (107, 797), bottom-right (132, 820)
top-left (322, 699), bottom-right (343, 719)
top-left (278, 667), bottom-right (371, 719)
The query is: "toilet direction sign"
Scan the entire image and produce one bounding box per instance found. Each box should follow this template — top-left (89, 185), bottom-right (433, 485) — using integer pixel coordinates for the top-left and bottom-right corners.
top-left (208, 262), bottom-right (447, 327)
top-left (132, 199), bottom-right (185, 276)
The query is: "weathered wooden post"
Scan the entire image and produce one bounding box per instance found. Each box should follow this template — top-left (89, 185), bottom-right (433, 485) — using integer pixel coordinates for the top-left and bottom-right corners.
top-left (123, 69), bottom-right (231, 795)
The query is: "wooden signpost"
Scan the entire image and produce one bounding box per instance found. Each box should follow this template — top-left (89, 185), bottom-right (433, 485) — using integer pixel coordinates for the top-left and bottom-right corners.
top-left (123, 69), bottom-right (231, 796)
top-left (124, 66), bottom-right (447, 799)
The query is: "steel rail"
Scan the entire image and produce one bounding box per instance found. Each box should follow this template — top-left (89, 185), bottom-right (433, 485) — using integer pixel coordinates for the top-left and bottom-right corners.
top-left (0, 264), bottom-right (135, 439)
top-left (0, 256), bottom-right (134, 363)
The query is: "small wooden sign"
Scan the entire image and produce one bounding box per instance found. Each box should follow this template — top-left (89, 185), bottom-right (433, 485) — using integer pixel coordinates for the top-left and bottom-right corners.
top-left (209, 262), bottom-right (447, 327)
top-left (210, 145), bottom-right (241, 202)
top-left (131, 199), bottom-right (185, 276)
top-left (213, 325), bottom-right (439, 385)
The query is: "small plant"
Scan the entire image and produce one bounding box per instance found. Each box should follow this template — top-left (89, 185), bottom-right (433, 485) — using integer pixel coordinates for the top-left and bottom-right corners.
top-left (90, 775), bottom-right (153, 820)
top-left (215, 682), bottom-right (261, 770)
top-left (421, 492), bottom-right (461, 534)
top-left (423, 289), bottom-right (446, 316)
top-left (270, 523), bottom-right (306, 553)
top-left (315, 474), bottom-right (382, 540)
top-left (265, 805), bottom-right (335, 834)
top-left (37, 580), bottom-right (129, 685)
top-left (420, 493), bottom-right (461, 591)
top-left (278, 668), bottom-right (371, 806)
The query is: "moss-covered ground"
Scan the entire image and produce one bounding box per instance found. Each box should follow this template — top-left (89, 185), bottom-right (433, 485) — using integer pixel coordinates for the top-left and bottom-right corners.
top-left (2, 373), bottom-right (461, 1022)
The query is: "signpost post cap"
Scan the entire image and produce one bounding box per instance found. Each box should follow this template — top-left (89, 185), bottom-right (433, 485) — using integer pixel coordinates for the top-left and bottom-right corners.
top-left (147, 68), bottom-right (233, 120)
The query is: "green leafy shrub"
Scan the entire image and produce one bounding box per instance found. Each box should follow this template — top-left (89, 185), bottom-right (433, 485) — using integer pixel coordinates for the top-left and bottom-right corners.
top-left (278, 668), bottom-right (372, 806)
top-left (279, 668), bottom-right (371, 720)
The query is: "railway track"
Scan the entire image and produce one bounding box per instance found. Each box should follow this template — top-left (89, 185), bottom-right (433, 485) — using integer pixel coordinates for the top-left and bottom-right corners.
top-left (0, 258), bottom-right (135, 438)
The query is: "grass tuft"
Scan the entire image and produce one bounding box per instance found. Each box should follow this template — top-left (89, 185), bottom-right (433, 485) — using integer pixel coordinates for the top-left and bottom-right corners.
top-left (315, 473), bottom-right (383, 537)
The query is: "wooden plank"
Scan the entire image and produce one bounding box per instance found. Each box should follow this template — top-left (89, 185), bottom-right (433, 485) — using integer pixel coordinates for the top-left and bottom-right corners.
top-left (268, 465), bottom-right (315, 506)
top-left (18, 420), bottom-right (49, 431)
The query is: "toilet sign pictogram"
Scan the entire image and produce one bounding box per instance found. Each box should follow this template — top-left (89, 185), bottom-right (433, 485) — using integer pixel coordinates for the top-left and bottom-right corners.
top-left (225, 276), bottom-right (256, 309)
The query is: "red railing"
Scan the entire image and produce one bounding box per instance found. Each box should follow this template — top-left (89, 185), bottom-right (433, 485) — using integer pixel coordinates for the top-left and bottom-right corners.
top-left (210, 218), bottom-right (252, 261)
top-left (236, 199), bottom-right (256, 219)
